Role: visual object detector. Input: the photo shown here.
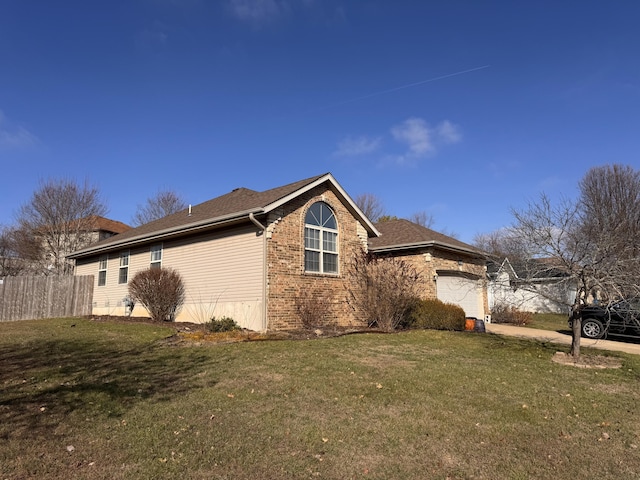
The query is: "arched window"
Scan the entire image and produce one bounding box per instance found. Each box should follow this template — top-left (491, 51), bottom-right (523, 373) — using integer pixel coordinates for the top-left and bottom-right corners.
top-left (304, 202), bottom-right (338, 274)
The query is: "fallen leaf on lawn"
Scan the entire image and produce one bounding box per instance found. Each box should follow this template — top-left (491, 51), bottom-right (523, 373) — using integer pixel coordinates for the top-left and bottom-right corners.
top-left (322, 438), bottom-right (329, 443)
top-left (376, 384), bottom-right (383, 389)
top-left (227, 393), bottom-right (234, 398)
top-left (66, 445), bottom-right (75, 453)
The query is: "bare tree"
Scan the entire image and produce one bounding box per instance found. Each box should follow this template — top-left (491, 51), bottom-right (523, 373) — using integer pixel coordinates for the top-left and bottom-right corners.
top-left (346, 249), bottom-right (424, 331)
top-left (354, 193), bottom-right (386, 222)
top-left (503, 164), bottom-right (640, 358)
top-left (17, 178), bottom-right (107, 275)
top-left (376, 215), bottom-right (399, 223)
top-left (132, 190), bottom-right (187, 226)
top-left (474, 229), bottom-right (527, 262)
top-left (0, 226), bottom-right (26, 276)
top-left (408, 210), bottom-right (435, 229)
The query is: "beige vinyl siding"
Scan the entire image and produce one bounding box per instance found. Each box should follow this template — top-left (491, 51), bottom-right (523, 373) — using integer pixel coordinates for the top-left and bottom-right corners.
top-left (166, 226), bottom-right (264, 329)
top-left (76, 254), bottom-right (131, 316)
top-left (75, 224), bottom-right (265, 330)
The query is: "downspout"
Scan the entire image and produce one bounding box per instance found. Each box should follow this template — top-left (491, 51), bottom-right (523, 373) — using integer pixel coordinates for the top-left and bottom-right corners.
top-left (249, 213), bottom-right (268, 332)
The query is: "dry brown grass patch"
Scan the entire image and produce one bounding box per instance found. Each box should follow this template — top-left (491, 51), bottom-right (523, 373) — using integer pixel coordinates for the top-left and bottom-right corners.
top-left (552, 352), bottom-right (623, 369)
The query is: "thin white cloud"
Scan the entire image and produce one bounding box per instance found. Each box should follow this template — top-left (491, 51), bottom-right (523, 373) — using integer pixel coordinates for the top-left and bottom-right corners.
top-left (436, 120), bottom-right (462, 144)
top-left (391, 117), bottom-right (434, 159)
top-left (333, 135), bottom-right (382, 157)
top-left (335, 116), bottom-right (462, 165)
top-left (0, 110), bottom-right (39, 149)
top-left (228, 0), bottom-right (288, 23)
top-left (228, 0), bottom-right (335, 25)
top-left (390, 117), bottom-right (462, 164)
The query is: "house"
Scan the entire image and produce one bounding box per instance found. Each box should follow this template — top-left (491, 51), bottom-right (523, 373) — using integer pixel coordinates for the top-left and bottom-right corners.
top-left (487, 257), bottom-right (575, 314)
top-left (47, 215), bottom-right (132, 274)
top-left (370, 219), bottom-right (488, 319)
top-left (69, 174), bottom-right (487, 330)
top-left (1, 216), bottom-right (131, 276)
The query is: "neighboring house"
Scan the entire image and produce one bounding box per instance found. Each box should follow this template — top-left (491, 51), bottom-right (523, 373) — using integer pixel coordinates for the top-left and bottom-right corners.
top-left (370, 219), bottom-right (488, 319)
top-left (84, 216), bottom-right (132, 242)
top-left (69, 173), bottom-right (488, 330)
top-left (487, 257), bottom-right (575, 314)
top-left (1, 216), bottom-right (131, 276)
top-left (47, 216), bottom-right (132, 274)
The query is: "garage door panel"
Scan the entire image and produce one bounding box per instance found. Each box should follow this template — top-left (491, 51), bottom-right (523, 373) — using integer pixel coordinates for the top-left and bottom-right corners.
top-left (437, 275), bottom-right (483, 318)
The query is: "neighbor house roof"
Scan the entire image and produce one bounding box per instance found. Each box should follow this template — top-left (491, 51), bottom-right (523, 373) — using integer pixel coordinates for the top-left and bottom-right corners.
top-left (88, 216), bottom-right (131, 234)
top-left (369, 219), bottom-right (484, 257)
top-left (488, 257), bottom-right (569, 281)
top-left (68, 173), bottom-right (379, 259)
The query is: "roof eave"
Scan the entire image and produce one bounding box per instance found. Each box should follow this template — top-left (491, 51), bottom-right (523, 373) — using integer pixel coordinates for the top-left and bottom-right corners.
top-left (370, 240), bottom-right (485, 258)
top-left (68, 208), bottom-right (265, 259)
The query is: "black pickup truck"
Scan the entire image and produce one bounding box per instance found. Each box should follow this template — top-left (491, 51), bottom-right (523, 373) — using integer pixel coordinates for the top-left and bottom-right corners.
top-left (569, 299), bottom-right (640, 339)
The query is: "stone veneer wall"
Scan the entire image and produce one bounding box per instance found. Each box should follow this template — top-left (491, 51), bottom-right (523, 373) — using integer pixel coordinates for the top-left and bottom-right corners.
top-left (265, 185), bottom-right (369, 330)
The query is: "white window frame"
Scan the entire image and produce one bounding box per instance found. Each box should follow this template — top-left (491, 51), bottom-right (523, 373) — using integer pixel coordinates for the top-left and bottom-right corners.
top-left (150, 244), bottom-right (162, 269)
top-left (98, 255), bottom-right (108, 286)
top-left (304, 202), bottom-right (338, 274)
top-left (118, 250), bottom-right (129, 284)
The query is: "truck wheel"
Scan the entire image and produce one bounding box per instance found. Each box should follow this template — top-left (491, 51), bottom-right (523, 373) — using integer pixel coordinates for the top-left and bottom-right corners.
top-left (582, 318), bottom-right (605, 339)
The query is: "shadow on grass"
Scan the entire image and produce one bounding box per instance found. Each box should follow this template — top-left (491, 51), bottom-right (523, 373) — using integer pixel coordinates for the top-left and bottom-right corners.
top-left (0, 336), bottom-right (215, 438)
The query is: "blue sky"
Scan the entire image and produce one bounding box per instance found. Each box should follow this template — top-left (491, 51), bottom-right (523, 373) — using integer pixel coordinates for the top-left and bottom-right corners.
top-left (1, 1), bottom-right (639, 243)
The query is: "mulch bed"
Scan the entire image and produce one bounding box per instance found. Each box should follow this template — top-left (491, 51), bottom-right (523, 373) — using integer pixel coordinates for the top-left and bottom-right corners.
top-left (87, 315), bottom-right (379, 344)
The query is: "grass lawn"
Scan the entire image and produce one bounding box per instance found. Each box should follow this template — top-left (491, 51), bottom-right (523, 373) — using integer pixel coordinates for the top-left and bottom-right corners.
top-left (2, 318), bottom-right (640, 480)
top-left (526, 313), bottom-right (569, 332)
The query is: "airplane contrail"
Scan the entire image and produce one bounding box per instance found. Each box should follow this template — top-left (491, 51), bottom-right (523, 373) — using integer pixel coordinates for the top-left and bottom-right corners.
top-left (312, 64), bottom-right (490, 111)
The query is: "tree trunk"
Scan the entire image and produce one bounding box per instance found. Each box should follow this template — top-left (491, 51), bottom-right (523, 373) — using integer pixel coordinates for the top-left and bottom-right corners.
top-left (570, 313), bottom-right (581, 358)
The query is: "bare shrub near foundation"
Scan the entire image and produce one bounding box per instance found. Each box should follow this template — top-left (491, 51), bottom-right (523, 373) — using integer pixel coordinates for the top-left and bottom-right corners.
top-left (128, 268), bottom-right (186, 322)
top-left (346, 249), bottom-right (424, 332)
top-left (294, 289), bottom-right (335, 329)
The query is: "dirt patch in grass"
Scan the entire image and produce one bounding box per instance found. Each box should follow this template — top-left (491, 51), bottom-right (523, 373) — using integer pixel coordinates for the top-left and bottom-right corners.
top-left (552, 351), bottom-right (623, 369)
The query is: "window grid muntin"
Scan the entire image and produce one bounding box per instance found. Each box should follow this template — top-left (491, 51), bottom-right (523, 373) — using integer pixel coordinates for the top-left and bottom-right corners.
top-left (98, 255), bottom-right (108, 286)
top-left (150, 244), bottom-right (162, 269)
top-left (118, 251), bottom-right (129, 284)
top-left (304, 202), bottom-right (338, 274)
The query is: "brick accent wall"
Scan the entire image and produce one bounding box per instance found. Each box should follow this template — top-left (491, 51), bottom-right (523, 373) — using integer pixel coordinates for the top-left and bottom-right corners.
top-left (265, 185), bottom-right (369, 330)
top-left (390, 248), bottom-right (488, 315)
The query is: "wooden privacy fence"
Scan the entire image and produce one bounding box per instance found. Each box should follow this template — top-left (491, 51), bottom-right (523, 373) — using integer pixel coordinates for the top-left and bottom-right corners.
top-left (0, 275), bottom-right (94, 321)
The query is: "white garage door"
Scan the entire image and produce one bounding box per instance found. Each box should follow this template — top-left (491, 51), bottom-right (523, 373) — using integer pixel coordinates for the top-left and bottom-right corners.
top-left (437, 275), bottom-right (484, 319)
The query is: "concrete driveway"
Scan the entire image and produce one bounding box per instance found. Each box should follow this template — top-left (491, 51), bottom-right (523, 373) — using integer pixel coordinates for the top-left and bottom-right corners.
top-left (485, 323), bottom-right (640, 356)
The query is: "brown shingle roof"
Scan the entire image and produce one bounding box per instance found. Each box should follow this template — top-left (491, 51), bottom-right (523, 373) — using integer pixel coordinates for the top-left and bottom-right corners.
top-left (69, 173), bottom-right (368, 258)
top-left (369, 219), bottom-right (483, 257)
top-left (88, 216), bottom-right (131, 234)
